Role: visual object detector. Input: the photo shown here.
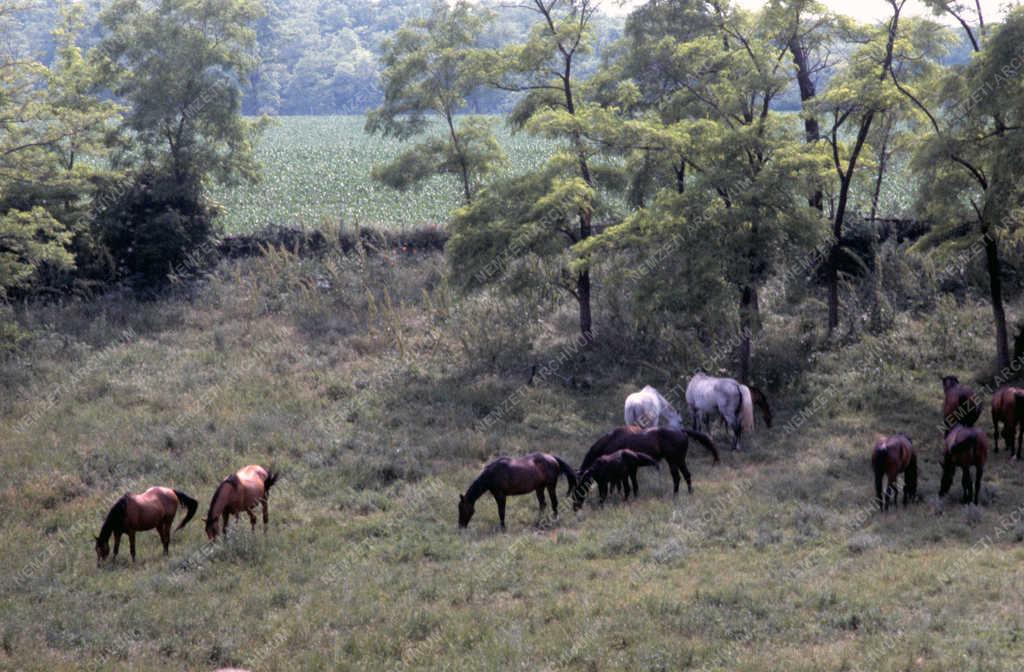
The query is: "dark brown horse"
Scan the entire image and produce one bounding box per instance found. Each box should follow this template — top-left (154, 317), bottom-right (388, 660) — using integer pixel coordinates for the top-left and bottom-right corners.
top-left (748, 386), bottom-right (773, 428)
top-left (991, 385), bottom-right (1024, 457)
top-left (95, 487), bottom-right (198, 566)
top-left (942, 375), bottom-right (981, 435)
top-left (940, 425), bottom-right (988, 505)
top-left (871, 434), bottom-right (917, 512)
top-left (572, 449), bottom-right (659, 510)
top-left (458, 453), bottom-right (577, 530)
top-left (205, 464), bottom-right (279, 540)
top-left (580, 425), bottom-right (718, 496)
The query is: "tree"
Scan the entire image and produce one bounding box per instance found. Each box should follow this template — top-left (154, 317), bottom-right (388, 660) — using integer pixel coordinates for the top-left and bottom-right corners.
top-left (94, 0), bottom-right (268, 285)
top-left (902, 7), bottom-right (1024, 370)
top-left (366, 0), bottom-right (502, 204)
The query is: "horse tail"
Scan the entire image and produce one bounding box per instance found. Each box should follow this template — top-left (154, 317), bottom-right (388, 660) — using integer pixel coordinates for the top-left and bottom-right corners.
top-left (173, 490), bottom-right (198, 531)
top-left (739, 385), bottom-right (755, 433)
top-left (683, 429), bottom-right (719, 464)
top-left (264, 469), bottom-right (280, 495)
top-left (553, 456), bottom-right (579, 496)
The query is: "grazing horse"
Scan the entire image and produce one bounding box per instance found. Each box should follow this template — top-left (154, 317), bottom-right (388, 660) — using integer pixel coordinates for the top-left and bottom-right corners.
top-left (940, 425), bottom-right (988, 505)
top-left (624, 385), bottom-right (683, 429)
top-left (205, 465), bottom-right (279, 540)
top-left (95, 487), bottom-right (198, 566)
top-left (572, 449), bottom-right (659, 510)
top-left (748, 386), bottom-right (773, 428)
top-left (580, 425), bottom-right (718, 496)
top-left (686, 373), bottom-right (756, 451)
top-left (458, 453), bottom-right (577, 530)
top-left (941, 375), bottom-right (981, 435)
top-left (991, 385), bottom-right (1024, 456)
top-left (871, 434), bottom-right (917, 512)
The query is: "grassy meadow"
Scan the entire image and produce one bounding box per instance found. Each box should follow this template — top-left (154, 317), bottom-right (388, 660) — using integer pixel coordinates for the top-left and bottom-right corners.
top-left (2, 243), bottom-right (1024, 671)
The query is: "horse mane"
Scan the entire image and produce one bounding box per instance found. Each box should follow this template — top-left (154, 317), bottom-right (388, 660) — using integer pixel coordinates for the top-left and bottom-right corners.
top-left (206, 474), bottom-right (240, 524)
top-left (99, 495), bottom-right (129, 543)
top-left (464, 472), bottom-right (490, 505)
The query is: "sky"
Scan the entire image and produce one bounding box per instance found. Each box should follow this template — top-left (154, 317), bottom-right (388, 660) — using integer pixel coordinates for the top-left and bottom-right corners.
top-left (608, 0), bottom-right (1019, 24)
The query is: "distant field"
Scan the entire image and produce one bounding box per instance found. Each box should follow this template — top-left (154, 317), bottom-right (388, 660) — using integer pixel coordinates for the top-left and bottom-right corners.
top-left (210, 116), bottom-right (556, 233)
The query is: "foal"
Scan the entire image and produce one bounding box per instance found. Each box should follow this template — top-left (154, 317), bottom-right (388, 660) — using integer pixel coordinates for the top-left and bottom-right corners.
top-left (95, 487), bottom-right (198, 565)
top-left (573, 449), bottom-right (659, 510)
top-left (940, 425), bottom-right (988, 505)
top-left (991, 385), bottom-right (1024, 457)
top-left (458, 453), bottom-right (577, 530)
top-left (871, 434), bottom-right (917, 512)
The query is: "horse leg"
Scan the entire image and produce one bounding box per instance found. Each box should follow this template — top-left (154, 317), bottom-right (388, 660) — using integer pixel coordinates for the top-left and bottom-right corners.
top-left (961, 467), bottom-right (972, 504)
top-left (222, 511), bottom-right (230, 535)
top-left (160, 522), bottom-right (170, 555)
top-left (630, 469), bottom-right (639, 498)
top-left (689, 404), bottom-right (699, 431)
top-left (676, 458), bottom-right (693, 495)
top-left (885, 478), bottom-right (896, 512)
top-left (128, 532), bottom-right (136, 562)
top-left (622, 477), bottom-right (631, 502)
top-left (731, 421), bottom-right (743, 452)
top-left (667, 463), bottom-right (681, 496)
top-left (535, 488), bottom-right (546, 524)
top-left (247, 508), bottom-right (258, 531)
top-left (1016, 422), bottom-right (1023, 460)
top-left (261, 498), bottom-right (269, 532)
top-left (112, 532), bottom-right (121, 561)
top-left (974, 464), bottom-right (983, 506)
top-left (993, 408), bottom-right (1000, 452)
top-left (495, 494), bottom-right (507, 531)
top-left (548, 485), bottom-right (558, 519)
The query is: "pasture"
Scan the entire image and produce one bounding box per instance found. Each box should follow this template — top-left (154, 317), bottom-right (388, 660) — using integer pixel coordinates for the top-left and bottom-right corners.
top-left (2, 247), bottom-right (1024, 671)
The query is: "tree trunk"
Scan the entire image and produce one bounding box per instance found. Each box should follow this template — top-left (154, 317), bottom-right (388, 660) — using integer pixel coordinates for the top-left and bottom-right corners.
top-left (788, 36), bottom-right (822, 210)
top-left (738, 284), bottom-right (758, 383)
top-left (577, 209), bottom-right (593, 340)
top-left (984, 231), bottom-right (1010, 369)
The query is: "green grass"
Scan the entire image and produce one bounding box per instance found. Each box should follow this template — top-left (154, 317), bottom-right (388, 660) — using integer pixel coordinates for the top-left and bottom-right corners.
top-left (209, 116), bottom-right (556, 234)
top-left (2, 248), bottom-right (1023, 671)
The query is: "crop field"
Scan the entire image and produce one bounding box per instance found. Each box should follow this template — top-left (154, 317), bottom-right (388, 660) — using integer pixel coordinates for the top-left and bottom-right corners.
top-left (2, 248), bottom-right (1024, 671)
top-left (210, 116), bottom-right (557, 234)
top-left (211, 115), bottom-right (918, 236)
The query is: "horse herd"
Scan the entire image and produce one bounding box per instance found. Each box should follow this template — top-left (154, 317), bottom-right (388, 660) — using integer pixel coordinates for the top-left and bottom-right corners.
top-left (94, 372), bottom-right (1016, 563)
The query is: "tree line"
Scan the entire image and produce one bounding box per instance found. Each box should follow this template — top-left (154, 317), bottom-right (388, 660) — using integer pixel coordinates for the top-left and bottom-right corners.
top-left (367, 0), bottom-right (1024, 379)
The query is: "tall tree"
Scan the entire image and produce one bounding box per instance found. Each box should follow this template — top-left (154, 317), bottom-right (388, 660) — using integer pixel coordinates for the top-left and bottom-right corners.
top-left (902, 6), bottom-right (1024, 369)
top-left (366, 0), bottom-right (502, 204)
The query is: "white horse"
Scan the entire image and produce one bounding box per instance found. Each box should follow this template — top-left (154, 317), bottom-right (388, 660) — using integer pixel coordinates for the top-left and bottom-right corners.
top-left (685, 373), bottom-right (754, 451)
top-left (624, 385), bottom-right (683, 429)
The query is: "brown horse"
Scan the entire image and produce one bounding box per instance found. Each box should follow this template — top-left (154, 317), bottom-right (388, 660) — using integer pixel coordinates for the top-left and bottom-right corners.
top-left (95, 487), bottom-right (198, 566)
top-left (991, 385), bottom-right (1024, 456)
top-left (205, 465), bottom-right (279, 540)
top-left (871, 434), bottom-right (917, 512)
top-left (458, 453), bottom-right (577, 530)
top-left (580, 425), bottom-right (718, 496)
top-left (942, 375), bottom-right (981, 435)
top-left (748, 386), bottom-right (773, 428)
top-left (940, 425), bottom-right (988, 505)
top-left (572, 449), bottom-right (659, 510)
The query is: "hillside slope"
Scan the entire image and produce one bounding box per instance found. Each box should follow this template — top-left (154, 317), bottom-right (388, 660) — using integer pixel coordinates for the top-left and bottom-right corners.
top-left (2, 250), bottom-right (1023, 671)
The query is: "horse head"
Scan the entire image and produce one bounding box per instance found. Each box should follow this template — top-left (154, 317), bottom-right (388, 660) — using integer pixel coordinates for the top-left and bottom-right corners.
top-left (94, 535), bottom-right (109, 566)
top-left (941, 375), bottom-right (960, 391)
top-left (457, 494), bottom-right (474, 528)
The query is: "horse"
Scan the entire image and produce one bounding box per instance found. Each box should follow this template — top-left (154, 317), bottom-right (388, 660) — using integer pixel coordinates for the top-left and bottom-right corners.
top-left (748, 386), bottom-right (773, 428)
top-left (940, 424), bottom-right (988, 505)
top-left (580, 425), bottom-right (718, 496)
top-left (95, 487), bottom-right (198, 566)
top-left (941, 375), bottom-right (981, 435)
top-left (991, 385), bottom-right (1024, 456)
top-left (205, 465), bottom-right (279, 541)
top-left (685, 373), bottom-right (757, 451)
top-left (871, 434), bottom-right (917, 512)
top-left (458, 453), bottom-right (577, 530)
top-left (572, 449), bottom-right (659, 510)
top-left (624, 385), bottom-right (683, 429)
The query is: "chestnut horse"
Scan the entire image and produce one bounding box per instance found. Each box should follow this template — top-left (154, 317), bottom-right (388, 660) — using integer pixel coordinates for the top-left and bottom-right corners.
top-left (871, 434), bottom-right (917, 512)
top-left (458, 453), bottom-right (577, 530)
top-left (748, 386), bottom-right (773, 428)
top-left (95, 487), bottom-right (198, 565)
top-left (940, 425), bottom-right (988, 505)
top-left (991, 385), bottom-right (1024, 456)
top-left (580, 425), bottom-right (718, 496)
top-left (572, 449), bottom-right (659, 510)
top-left (205, 465), bottom-right (279, 540)
top-left (941, 375), bottom-right (981, 435)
